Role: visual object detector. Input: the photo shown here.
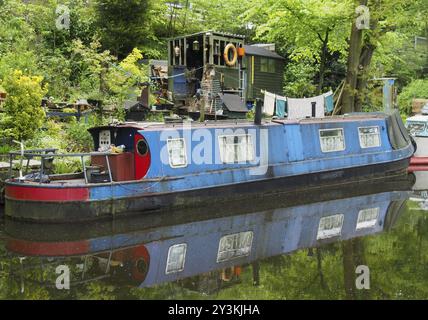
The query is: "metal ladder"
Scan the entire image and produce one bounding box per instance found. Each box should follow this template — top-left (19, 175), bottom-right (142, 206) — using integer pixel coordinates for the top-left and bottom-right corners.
top-left (238, 65), bottom-right (246, 99)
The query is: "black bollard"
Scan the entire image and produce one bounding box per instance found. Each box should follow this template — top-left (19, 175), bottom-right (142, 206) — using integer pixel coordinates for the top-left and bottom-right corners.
top-left (254, 98), bottom-right (263, 125)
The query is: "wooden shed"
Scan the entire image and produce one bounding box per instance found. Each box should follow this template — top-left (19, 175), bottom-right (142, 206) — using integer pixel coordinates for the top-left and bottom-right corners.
top-left (167, 31), bottom-right (285, 117)
top-left (243, 45), bottom-right (285, 101)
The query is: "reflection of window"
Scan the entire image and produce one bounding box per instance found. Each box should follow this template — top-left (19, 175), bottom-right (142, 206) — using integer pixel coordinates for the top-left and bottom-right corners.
top-left (319, 129), bottom-right (345, 153)
top-left (218, 134), bottom-right (254, 164)
top-left (359, 126), bottom-right (381, 148)
top-left (356, 207), bottom-right (379, 230)
top-left (166, 244), bottom-right (187, 274)
top-left (260, 58), bottom-right (275, 73)
top-left (317, 214), bottom-right (344, 240)
top-left (217, 231), bottom-right (253, 262)
top-left (167, 138), bottom-right (187, 168)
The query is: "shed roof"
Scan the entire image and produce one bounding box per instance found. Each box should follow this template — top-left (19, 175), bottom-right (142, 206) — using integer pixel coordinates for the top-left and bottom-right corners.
top-left (218, 93), bottom-right (248, 113)
top-left (244, 45), bottom-right (285, 60)
top-left (170, 31), bottom-right (245, 41)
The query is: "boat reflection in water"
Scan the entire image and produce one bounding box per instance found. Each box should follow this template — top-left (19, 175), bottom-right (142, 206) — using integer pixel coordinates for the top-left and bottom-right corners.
top-left (4, 177), bottom-right (414, 293)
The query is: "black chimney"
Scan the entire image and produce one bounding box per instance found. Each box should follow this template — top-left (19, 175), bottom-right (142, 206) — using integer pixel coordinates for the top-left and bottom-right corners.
top-left (311, 101), bottom-right (316, 118)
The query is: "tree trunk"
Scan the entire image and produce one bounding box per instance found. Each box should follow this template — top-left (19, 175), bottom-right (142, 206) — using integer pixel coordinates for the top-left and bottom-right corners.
top-left (316, 248), bottom-right (327, 290)
top-left (317, 30), bottom-right (330, 95)
top-left (342, 240), bottom-right (356, 300)
top-left (354, 43), bottom-right (376, 112)
top-left (341, 0), bottom-right (368, 114)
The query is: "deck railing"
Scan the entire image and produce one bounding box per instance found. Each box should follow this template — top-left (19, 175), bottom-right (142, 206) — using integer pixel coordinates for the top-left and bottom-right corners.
top-left (8, 149), bottom-right (113, 184)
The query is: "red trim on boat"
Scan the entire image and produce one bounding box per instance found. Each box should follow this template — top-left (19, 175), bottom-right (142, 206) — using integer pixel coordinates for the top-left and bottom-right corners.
top-left (6, 239), bottom-right (90, 256)
top-left (5, 184), bottom-right (89, 202)
top-left (410, 157), bottom-right (428, 165)
top-left (408, 165), bottom-right (428, 172)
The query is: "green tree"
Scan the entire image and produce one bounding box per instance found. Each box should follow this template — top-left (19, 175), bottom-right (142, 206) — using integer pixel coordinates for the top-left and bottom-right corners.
top-left (245, 0), bottom-right (352, 96)
top-left (94, 0), bottom-right (153, 58)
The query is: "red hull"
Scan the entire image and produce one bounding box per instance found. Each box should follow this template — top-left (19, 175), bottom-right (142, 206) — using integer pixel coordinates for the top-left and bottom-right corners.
top-left (408, 156), bottom-right (428, 173)
top-left (6, 184), bottom-right (89, 202)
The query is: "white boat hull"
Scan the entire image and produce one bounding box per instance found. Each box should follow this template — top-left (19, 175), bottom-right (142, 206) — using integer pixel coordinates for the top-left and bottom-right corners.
top-left (414, 136), bottom-right (428, 157)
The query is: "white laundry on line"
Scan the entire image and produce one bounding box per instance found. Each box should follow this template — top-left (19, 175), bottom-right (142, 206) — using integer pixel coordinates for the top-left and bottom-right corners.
top-left (263, 91), bottom-right (276, 116)
top-left (287, 95), bottom-right (325, 120)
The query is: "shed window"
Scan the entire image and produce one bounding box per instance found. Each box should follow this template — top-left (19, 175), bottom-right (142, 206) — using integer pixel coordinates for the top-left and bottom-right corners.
top-left (317, 214), bottom-right (344, 240)
top-left (166, 244), bottom-right (187, 274)
top-left (359, 126), bottom-right (381, 148)
top-left (167, 138), bottom-right (187, 168)
top-left (356, 207), bottom-right (379, 230)
top-left (319, 129), bottom-right (345, 153)
top-left (260, 58), bottom-right (275, 73)
top-left (217, 231), bottom-right (253, 263)
top-left (218, 134), bottom-right (254, 164)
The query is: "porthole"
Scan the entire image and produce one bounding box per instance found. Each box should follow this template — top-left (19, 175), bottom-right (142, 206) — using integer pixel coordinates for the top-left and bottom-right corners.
top-left (136, 139), bottom-right (149, 156)
top-left (135, 258), bottom-right (149, 275)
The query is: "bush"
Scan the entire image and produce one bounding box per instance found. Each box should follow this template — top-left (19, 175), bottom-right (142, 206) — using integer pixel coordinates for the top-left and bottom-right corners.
top-left (0, 70), bottom-right (47, 141)
top-left (65, 120), bottom-right (94, 152)
top-left (398, 79), bottom-right (428, 115)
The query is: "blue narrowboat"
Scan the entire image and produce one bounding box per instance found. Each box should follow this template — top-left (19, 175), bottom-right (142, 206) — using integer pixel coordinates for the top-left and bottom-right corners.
top-left (4, 110), bottom-right (414, 222)
top-left (5, 182), bottom-right (411, 288)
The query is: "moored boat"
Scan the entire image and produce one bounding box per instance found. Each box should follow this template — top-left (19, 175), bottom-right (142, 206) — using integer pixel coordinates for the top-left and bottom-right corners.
top-left (406, 112), bottom-right (428, 175)
top-left (4, 110), bottom-right (414, 222)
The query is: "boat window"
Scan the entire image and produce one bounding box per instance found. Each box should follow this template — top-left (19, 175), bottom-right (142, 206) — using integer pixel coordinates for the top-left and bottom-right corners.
top-left (356, 207), bottom-right (379, 230)
top-left (407, 122), bottom-right (426, 135)
top-left (165, 243), bottom-right (187, 274)
top-left (317, 214), bottom-right (344, 240)
top-left (359, 126), bottom-right (381, 148)
top-left (99, 130), bottom-right (111, 148)
top-left (218, 134), bottom-right (255, 164)
top-left (167, 138), bottom-right (187, 168)
top-left (217, 231), bottom-right (253, 263)
top-left (319, 129), bottom-right (345, 153)
top-left (136, 139), bottom-right (148, 156)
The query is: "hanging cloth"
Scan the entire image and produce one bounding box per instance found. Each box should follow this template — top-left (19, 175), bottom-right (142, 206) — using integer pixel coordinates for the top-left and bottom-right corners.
top-left (324, 90), bottom-right (334, 113)
top-left (263, 91), bottom-right (276, 116)
top-left (287, 94), bottom-right (325, 120)
top-left (275, 95), bottom-right (287, 118)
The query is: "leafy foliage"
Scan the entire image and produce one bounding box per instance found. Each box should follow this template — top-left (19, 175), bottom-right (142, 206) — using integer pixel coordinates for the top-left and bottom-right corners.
top-left (0, 70), bottom-right (47, 141)
top-left (398, 79), bottom-right (428, 115)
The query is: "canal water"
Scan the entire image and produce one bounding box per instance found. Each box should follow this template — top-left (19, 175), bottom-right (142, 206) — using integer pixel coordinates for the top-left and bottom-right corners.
top-left (0, 174), bottom-right (427, 300)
